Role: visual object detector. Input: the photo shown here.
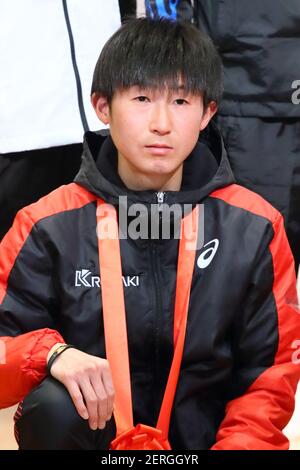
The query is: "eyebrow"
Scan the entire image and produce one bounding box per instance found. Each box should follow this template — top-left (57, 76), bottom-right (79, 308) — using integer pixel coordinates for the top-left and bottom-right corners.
top-left (130, 82), bottom-right (191, 96)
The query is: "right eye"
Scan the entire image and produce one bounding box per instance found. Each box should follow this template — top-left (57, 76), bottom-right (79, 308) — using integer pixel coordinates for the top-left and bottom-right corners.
top-left (134, 96), bottom-right (150, 102)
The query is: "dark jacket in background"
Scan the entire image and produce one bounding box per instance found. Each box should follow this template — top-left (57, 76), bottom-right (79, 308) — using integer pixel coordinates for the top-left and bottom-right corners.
top-left (147, 0), bottom-right (300, 269)
top-left (193, 0), bottom-right (300, 119)
top-left (119, 0), bottom-right (136, 21)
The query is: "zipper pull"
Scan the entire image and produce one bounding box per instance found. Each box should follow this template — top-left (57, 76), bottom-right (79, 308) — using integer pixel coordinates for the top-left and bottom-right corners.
top-left (155, 191), bottom-right (165, 237)
top-left (156, 191), bottom-right (165, 210)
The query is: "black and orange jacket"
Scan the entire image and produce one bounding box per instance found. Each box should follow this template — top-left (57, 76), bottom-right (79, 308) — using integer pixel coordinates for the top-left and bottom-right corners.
top-left (0, 123), bottom-right (299, 449)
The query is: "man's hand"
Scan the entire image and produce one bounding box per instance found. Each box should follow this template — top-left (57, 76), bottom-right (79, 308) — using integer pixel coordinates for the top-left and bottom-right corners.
top-left (47, 346), bottom-right (115, 431)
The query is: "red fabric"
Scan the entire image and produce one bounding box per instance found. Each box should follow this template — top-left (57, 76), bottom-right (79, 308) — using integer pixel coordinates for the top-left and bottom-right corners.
top-left (110, 424), bottom-right (171, 450)
top-left (0, 328), bottom-right (64, 408)
top-left (211, 186), bottom-right (300, 450)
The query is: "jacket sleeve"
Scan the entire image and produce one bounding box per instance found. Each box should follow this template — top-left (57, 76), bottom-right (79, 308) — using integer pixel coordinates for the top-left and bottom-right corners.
top-left (0, 208), bottom-right (64, 408)
top-left (212, 214), bottom-right (300, 450)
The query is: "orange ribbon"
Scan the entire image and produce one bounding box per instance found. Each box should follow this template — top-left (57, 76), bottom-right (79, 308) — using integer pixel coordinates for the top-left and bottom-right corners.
top-left (110, 424), bottom-right (171, 450)
top-left (97, 200), bottom-right (199, 450)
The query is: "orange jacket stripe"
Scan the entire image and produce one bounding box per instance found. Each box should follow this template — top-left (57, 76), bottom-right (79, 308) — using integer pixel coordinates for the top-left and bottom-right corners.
top-left (211, 184), bottom-right (278, 223)
top-left (0, 183), bottom-right (96, 304)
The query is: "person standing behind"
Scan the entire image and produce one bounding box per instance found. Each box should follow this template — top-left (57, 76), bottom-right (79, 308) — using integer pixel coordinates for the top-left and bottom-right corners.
top-left (0, 0), bottom-right (121, 240)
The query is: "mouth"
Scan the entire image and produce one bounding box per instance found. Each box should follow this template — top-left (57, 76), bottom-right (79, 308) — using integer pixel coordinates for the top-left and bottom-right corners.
top-left (146, 143), bottom-right (173, 149)
top-left (145, 143), bottom-right (173, 155)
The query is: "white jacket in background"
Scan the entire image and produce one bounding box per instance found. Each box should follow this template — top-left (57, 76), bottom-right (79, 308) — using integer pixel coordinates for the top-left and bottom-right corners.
top-left (0, 0), bottom-right (120, 153)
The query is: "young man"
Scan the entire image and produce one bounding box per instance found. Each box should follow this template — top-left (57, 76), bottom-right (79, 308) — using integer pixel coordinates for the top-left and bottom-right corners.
top-left (0, 18), bottom-right (299, 450)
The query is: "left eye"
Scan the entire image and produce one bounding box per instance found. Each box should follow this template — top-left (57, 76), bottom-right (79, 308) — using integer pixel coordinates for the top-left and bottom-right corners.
top-left (175, 99), bottom-right (188, 105)
top-left (134, 96), bottom-right (149, 102)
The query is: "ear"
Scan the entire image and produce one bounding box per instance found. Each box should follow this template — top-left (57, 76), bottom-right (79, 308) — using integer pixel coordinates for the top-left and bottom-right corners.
top-left (91, 93), bottom-right (110, 125)
top-left (199, 101), bottom-right (218, 131)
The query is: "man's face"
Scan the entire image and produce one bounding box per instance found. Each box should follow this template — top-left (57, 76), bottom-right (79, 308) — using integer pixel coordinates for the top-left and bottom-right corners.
top-left (92, 86), bottom-right (216, 182)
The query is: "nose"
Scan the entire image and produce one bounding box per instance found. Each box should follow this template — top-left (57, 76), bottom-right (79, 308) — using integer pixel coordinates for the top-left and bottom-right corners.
top-left (149, 103), bottom-right (171, 135)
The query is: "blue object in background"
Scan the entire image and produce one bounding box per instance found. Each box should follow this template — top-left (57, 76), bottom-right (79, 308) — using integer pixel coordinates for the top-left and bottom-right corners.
top-left (145, 0), bottom-right (180, 20)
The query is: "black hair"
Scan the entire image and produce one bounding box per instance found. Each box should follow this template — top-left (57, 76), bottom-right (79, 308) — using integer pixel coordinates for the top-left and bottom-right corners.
top-left (91, 17), bottom-right (223, 108)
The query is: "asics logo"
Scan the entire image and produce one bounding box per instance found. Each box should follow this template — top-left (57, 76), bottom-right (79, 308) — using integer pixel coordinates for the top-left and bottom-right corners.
top-left (197, 239), bottom-right (219, 269)
top-left (75, 270), bottom-right (140, 288)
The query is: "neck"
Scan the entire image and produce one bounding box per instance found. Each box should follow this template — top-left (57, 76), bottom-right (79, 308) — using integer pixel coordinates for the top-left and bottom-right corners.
top-left (118, 155), bottom-right (183, 191)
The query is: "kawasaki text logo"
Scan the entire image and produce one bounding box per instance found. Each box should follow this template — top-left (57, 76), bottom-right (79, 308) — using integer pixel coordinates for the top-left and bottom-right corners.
top-left (75, 270), bottom-right (140, 288)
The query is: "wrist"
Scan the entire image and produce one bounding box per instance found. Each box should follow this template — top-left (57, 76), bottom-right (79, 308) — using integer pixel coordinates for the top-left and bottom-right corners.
top-left (47, 342), bottom-right (66, 363)
top-left (46, 343), bottom-right (74, 375)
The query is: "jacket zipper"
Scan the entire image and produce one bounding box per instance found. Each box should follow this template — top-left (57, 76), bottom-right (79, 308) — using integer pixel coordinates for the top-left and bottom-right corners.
top-left (150, 240), bottom-right (164, 417)
top-left (150, 191), bottom-right (165, 417)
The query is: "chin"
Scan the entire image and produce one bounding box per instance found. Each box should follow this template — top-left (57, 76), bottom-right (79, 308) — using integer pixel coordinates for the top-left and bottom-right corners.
top-left (148, 162), bottom-right (175, 175)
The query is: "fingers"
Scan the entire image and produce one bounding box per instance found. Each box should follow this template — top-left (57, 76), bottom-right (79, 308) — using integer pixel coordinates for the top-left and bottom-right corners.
top-left (79, 377), bottom-right (99, 430)
top-left (101, 364), bottom-right (115, 421)
top-left (66, 380), bottom-right (89, 421)
top-left (89, 362), bottom-right (115, 429)
top-left (90, 374), bottom-right (109, 429)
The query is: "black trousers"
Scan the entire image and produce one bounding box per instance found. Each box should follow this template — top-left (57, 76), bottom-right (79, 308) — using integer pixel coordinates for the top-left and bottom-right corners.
top-left (217, 115), bottom-right (300, 271)
top-left (15, 377), bottom-right (116, 450)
